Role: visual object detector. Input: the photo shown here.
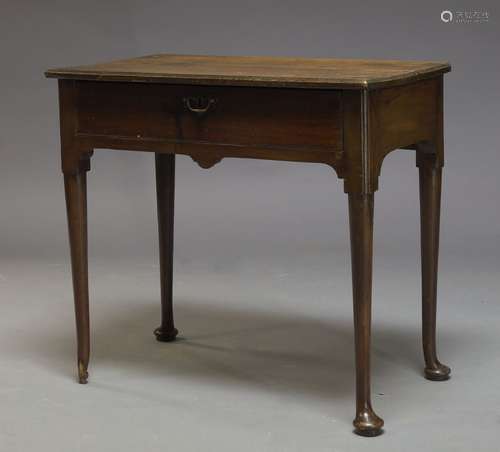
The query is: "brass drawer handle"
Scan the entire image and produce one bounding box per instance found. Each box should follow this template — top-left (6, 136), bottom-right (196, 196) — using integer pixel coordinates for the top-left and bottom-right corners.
top-left (183, 97), bottom-right (217, 116)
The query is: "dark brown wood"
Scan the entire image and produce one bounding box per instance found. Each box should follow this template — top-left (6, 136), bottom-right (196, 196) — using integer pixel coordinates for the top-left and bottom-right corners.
top-left (416, 75), bottom-right (449, 381)
top-left (74, 81), bottom-right (343, 171)
top-left (59, 79), bottom-right (92, 384)
top-left (48, 54), bottom-right (451, 436)
top-left (64, 170), bottom-right (90, 384)
top-left (154, 153), bottom-right (178, 342)
top-left (45, 54), bottom-right (450, 89)
top-left (418, 153), bottom-right (450, 381)
top-left (340, 78), bottom-right (444, 193)
top-left (369, 78), bottom-right (441, 190)
top-left (348, 193), bottom-right (383, 436)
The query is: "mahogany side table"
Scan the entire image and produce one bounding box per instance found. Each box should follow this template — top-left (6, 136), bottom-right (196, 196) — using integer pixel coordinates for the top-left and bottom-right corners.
top-left (46, 54), bottom-right (451, 436)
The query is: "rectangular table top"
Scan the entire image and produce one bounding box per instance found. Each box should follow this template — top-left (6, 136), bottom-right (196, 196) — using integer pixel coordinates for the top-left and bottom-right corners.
top-left (45, 54), bottom-right (450, 89)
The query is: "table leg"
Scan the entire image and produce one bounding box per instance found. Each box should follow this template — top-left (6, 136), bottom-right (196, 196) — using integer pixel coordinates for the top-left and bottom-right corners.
top-left (418, 155), bottom-right (450, 381)
top-left (348, 193), bottom-right (384, 436)
top-left (154, 153), bottom-right (178, 342)
top-left (64, 170), bottom-right (90, 384)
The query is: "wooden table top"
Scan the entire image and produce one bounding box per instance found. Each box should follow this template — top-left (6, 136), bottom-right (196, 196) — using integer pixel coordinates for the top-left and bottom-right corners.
top-left (46, 54), bottom-right (450, 89)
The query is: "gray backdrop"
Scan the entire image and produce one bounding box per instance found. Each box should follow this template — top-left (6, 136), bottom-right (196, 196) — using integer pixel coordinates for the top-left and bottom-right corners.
top-left (1, 1), bottom-right (499, 451)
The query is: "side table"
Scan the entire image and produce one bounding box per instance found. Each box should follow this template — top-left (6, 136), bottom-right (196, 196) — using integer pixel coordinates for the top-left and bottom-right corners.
top-left (46, 54), bottom-right (451, 436)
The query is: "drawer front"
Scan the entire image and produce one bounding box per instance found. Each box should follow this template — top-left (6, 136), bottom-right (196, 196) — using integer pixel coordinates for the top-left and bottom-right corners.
top-left (76, 82), bottom-right (342, 153)
top-left (178, 86), bottom-right (342, 152)
top-left (76, 82), bottom-right (181, 140)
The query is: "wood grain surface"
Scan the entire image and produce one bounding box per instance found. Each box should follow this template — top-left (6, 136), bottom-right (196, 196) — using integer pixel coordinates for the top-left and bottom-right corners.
top-left (46, 54), bottom-right (450, 89)
top-left (75, 81), bottom-right (342, 153)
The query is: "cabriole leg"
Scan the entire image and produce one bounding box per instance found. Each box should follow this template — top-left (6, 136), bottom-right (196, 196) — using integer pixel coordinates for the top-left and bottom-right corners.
top-left (348, 193), bottom-right (384, 436)
top-left (418, 154), bottom-right (450, 381)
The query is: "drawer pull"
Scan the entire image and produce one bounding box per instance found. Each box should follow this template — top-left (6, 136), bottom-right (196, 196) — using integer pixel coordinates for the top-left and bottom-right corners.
top-left (183, 97), bottom-right (217, 116)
